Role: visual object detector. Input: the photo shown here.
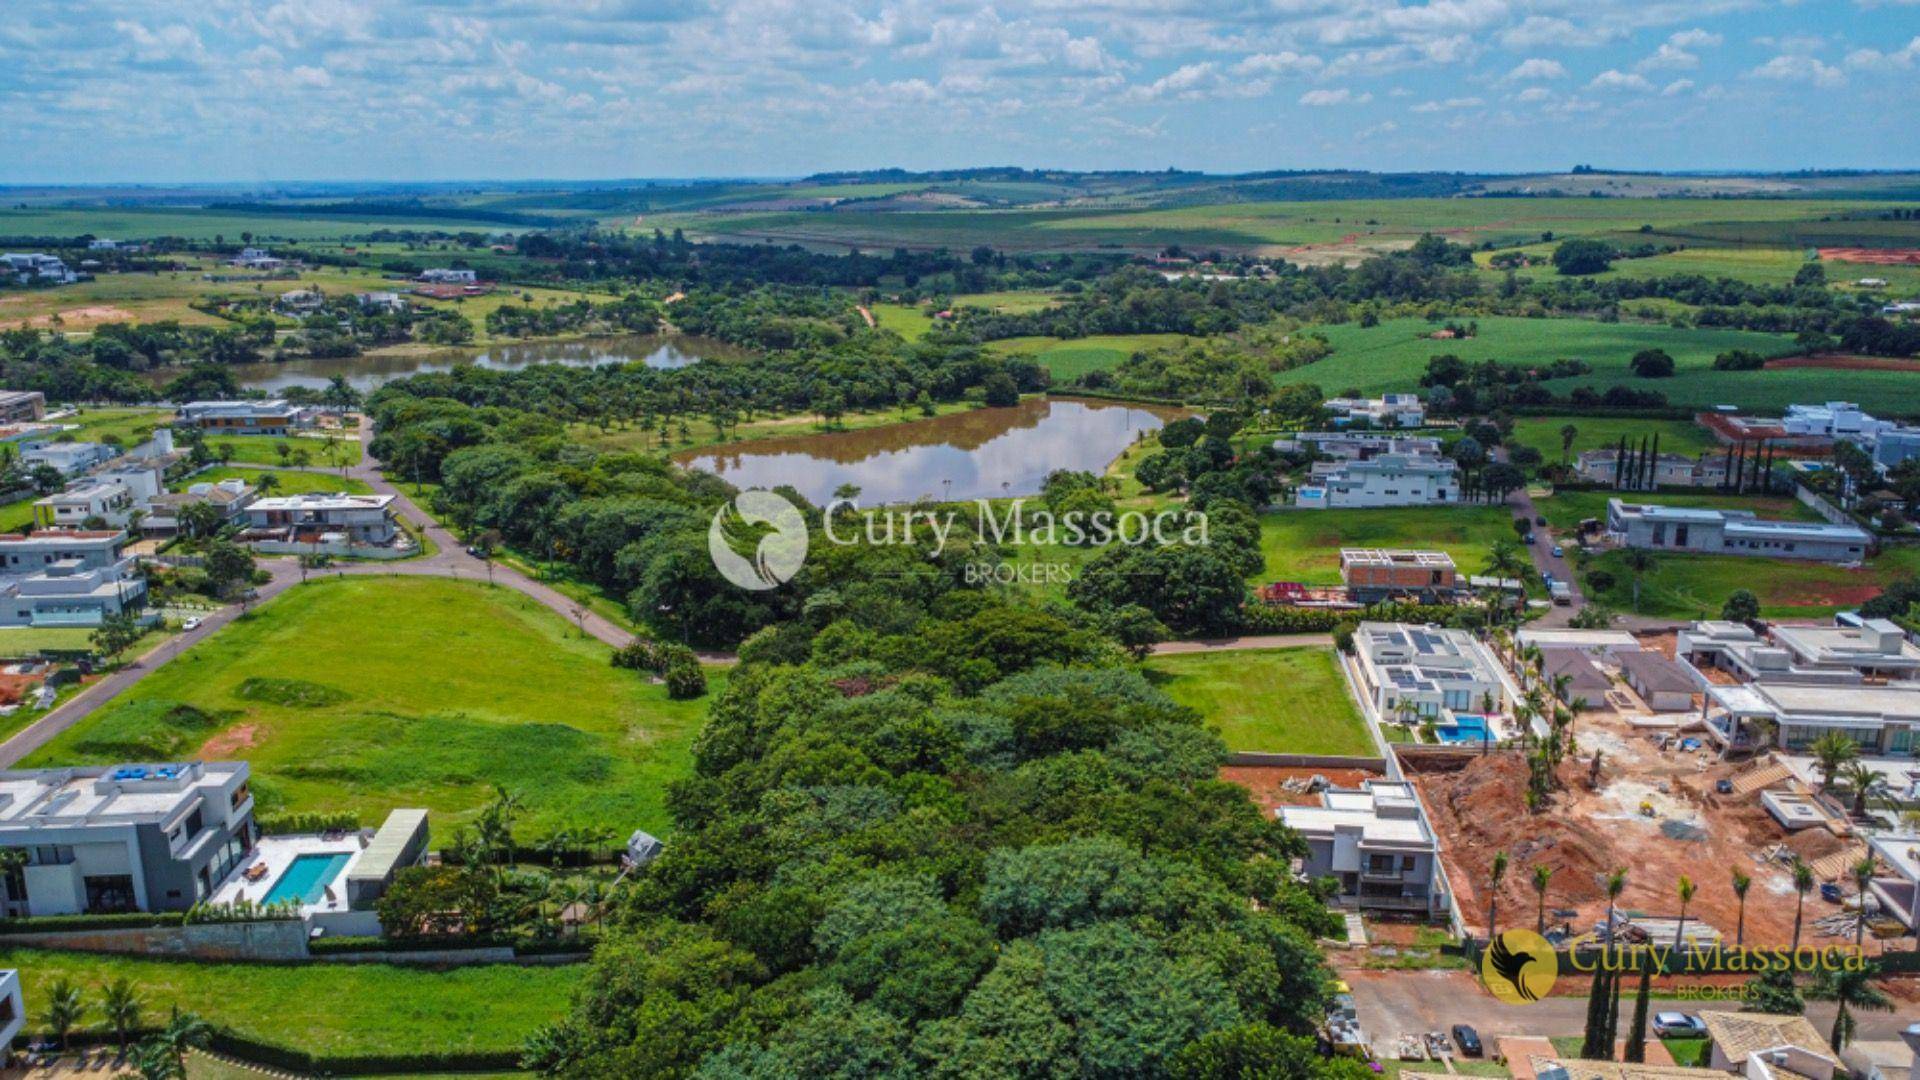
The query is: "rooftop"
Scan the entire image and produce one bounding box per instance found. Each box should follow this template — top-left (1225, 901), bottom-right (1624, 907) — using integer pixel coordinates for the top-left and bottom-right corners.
top-left (1616, 650), bottom-right (1698, 694)
top-left (1698, 1011), bottom-right (1836, 1067)
top-left (249, 493), bottom-right (395, 512)
top-left (1340, 548), bottom-right (1455, 569)
top-left (1277, 780), bottom-right (1434, 848)
top-left (0, 763), bottom-right (246, 830)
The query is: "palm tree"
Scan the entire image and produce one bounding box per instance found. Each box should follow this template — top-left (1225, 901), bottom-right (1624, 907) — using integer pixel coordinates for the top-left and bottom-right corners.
top-left (1837, 760), bottom-right (1887, 817)
top-left (1806, 964), bottom-right (1894, 1052)
top-left (1532, 864), bottom-right (1554, 935)
top-left (1730, 869), bottom-right (1752, 947)
top-left (41, 977), bottom-right (85, 1050)
top-left (1850, 856), bottom-right (1878, 948)
top-left (133, 1008), bottom-right (211, 1080)
top-left (1809, 731), bottom-right (1861, 792)
top-left (1605, 868), bottom-right (1628, 944)
top-left (1487, 851), bottom-right (1510, 937)
top-left (1394, 697), bottom-right (1422, 733)
top-left (1622, 549), bottom-right (1657, 612)
top-left (1791, 858), bottom-right (1816, 950)
top-left (1672, 875), bottom-right (1696, 949)
top-left (100, 977), bottom-right (142, 1051)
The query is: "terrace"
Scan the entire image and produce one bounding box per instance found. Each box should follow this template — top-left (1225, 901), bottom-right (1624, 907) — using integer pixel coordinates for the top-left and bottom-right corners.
top-left (210, 833), bottom-right (366, 916)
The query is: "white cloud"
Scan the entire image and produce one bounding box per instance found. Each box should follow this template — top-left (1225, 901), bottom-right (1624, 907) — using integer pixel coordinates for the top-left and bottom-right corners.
top-left (1410, 96), bottom-right (1482, 112)
top-left (1233, 51), bottom-right (1323, 78)
top-left (1505, 58), bottom-right (1567, 81)
top-left (1500, 16), bottom-right (1617, 49)
top-left (1662, 78), bottom-right (1695, 95)
top-left (1750, 54), bottom-right (1846, 86)
top-left (1844, 36), bottom-right (1920, 70)
top-left (1667, 29), bottom-right (1723, 49)
top-left (1637, 44), bottom-right (1698, 70)
top-left (1515, 86), bottom-right (1554, 102)
top-left (290, 65), bottom-right (333, 88)
top-left (1588, 69), bottom-right (1654, 91)
top-left (1299, 87), bottom-right (1371, 106)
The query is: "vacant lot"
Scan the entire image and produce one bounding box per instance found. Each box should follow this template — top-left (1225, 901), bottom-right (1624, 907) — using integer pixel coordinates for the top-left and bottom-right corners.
top-left (1259, 505), bottom-right (1522, 586)
top-left (988, 333), bottom-right (1188, 380)
top-left (205, 433), bottom-right (362, 467)
top-left (24, 576), bottom-right (716, 839)
top-left (0, 946), bottom-right (578, 1059)
top-left (1145, 647), bottom-right (1372, 755)
top-left (175, 466), bottom-right (372, 496)
top-left (1508, 416), bottom-right (1716, 464)
top-left (1583, 545), bottom-right (1920, 619)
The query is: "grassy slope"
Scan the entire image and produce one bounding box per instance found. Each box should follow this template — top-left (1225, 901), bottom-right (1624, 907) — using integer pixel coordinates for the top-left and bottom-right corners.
top-left (24, 576), bottom-right (716, 839)
top-left (1258, 505), bottom-right (1522, 585)
top-left (0, 947), bottom-right (578, 1058)
top-left (1144, 647), bottom-right (1372, 755)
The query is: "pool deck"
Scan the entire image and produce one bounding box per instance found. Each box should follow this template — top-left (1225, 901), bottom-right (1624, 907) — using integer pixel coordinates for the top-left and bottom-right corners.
top-left (209, 832), bottom-right (368, 915)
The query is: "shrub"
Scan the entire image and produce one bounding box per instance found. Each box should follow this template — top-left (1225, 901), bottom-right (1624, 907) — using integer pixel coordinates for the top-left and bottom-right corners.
top-left (258, 811), bottom-right (363, 835)
top-left (1629, 349), bottom-right (1675, 378)
top-left (663, 659), bottom-right (707, 700)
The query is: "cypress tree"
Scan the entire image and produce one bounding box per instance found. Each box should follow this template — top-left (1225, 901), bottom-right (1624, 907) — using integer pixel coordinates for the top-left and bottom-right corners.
top-left (1722, 442), bottom-right (1735, 492)
top-left (1624, 958), bottom-right (1652, 1063)
top-left (1580, 965), bottom-right (1607, 1058)
top-left (1733, 442), bottom-right (1747, 494)
top-left (1616, 436), bottom-right (1629, 490)
top-left (1649, 433), bottom-right (1661, 489)
top-left (1604, 960), bottom-right (1624, 1060)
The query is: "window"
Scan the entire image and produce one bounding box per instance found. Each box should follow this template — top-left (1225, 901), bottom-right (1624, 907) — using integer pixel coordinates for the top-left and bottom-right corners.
top-left (1402, 855), bottom-right (1417, 871)
top-left (83, 875), bottom-right (136, 914)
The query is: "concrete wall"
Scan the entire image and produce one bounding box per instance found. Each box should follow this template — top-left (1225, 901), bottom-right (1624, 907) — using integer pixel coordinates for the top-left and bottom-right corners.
top-left (1223, 752), bottom-right (1388, 770)
top-left (0, 918), bottom-right (310, 961)
top-left (248, 539), bottom-right (416, 560)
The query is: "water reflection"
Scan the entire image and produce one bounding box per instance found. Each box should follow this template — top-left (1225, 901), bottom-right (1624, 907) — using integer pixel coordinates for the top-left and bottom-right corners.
top-left (677, 397), bottom-right (1180, 506)
top-left (229, 334), bottom-right (743, 393)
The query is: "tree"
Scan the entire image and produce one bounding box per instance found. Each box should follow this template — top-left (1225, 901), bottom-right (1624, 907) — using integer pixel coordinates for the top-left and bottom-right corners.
top-left (1850, 856), bottom-right (1878, 947)
top-left (41, 977), bottom-right (85, 1050)
top-left (1837, 760), bottom-right (1886, 817)
top-left (1531, 864), bottom-right (1554, 935)
top-left (1604, 868), bottom-right (1628, 943)
top-left (1721, 589), bottom-right (1760, 623)
top-left (90, 613), bottom-right (144, 663)
top-left (1486, 850), bottom-right (1509, 937)
top-left (1743, 967), bottom-right (1804, 1015)
top-left (981, 372), bottom-right (1020, 407)
top-left (177, 500), bottom-right (226, 540)
top-left (1790, 857), bottom-right (1815, 950)
top-left (1809, 731), bottom-right (1861, 791)
top-left (1629, 349), bottom-right (1675, 378)
top-left (1559, 423), bottom-right (1579, 463)
top-left (1622, 956), bottom-right (1652, 1063)
top-left (1621, 549), bottom-right (1657, 612)
top-left (203, 540), bottom-right (257, 604)
top-left (100, 977), bottom-right (142, 1050)
top-left (133, 1008), bottom-right (211, 1080)
top-left (1672, 875), bottom-right (1695, 950)
top-left (1553, 238), bottom-right (1616, 276)
top-left (1730, 869), bottom-right (1752, 947)
top-left (1806, 963), bottom-right (1893, 1052)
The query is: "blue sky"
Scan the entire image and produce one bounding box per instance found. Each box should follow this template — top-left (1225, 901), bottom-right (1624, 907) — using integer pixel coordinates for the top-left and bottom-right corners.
top-left (2, 0), bottom-right (1917, 182)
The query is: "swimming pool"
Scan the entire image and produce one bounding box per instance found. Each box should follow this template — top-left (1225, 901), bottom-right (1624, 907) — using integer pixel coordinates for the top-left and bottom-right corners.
top-left (1434, 714), bottom-right (1492, 745)
top-left (260, 852), bottom-right (352, 907)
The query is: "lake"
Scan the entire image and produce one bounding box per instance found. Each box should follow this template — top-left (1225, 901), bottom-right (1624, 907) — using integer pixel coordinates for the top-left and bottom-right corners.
top-left (230, 334), bottom-right (744, 393)
top-left (677, 397), bottom-right (1179, 506)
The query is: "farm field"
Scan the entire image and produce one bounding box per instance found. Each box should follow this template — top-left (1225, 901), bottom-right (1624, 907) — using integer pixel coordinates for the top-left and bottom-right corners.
top-left (174, 466), bottom-right (372, 495)
top-left (1257, 504), bottom-right (1521, 586)
top-left (205, 433), bottom-right (361, 467)
top-left (1143, 646), bottom-right (1372, 755)
top-left (0, 947), bottom-right (578, 1061)
top-left (22, 576), bottom-right (717, 840)
top-left (1263, 315), bottom-right (1909, 412)
top-left (1508, 416), bottom-right (1717, 463)
top-left (1582, 545), bottom-right (1920, 619)
top-left (988, 333), bottom-right (1188, 380)
top-left (1478, 244), bottom-right (1920, 293)
top-left (0, 206), bottom-right (526, 242)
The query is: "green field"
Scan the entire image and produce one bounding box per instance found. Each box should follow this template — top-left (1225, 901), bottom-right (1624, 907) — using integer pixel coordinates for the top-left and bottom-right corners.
top-left (1509, 416), bottom-right (1718, 464)
top-left (23, 576), bottom-right (715, 840)
top-left (0, 206), bottom-right (526, 242)
top-left (989, 333), bottom-right (1189, 380)
top-left (1585, 545), bottom-right (1920, 619)
top-left (53, 406), bottom-right (172, 444)
top-left (1273, 316), bottom-right (1809, 409)
top-left (205, 434), bottom-right (361, 467)
top-left (0, 947), bottom-right (578, 1060)
top-left (1259, 505), bottom-right (1523, 586)
top-left (1144, 647), bottom-right (1372, 755)
top-left (175, 466), bottom-right (372, 496)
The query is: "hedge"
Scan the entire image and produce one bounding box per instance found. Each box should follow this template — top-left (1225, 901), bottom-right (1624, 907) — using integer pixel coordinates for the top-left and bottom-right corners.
top-left (0, 912), bottom-right (184, 934)
top-left (12, 1025), bottom-right (523, 1075)
top-left (1231, 601), bottom-right (1469, 634)
top-left (256, 811), bottom-right (363, 835)
top-left (307, 933), bottom-right (512, 956)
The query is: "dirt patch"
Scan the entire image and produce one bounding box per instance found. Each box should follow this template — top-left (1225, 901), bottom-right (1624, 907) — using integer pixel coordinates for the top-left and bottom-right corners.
top-left (198, 724), bottom-right (260, 758)
top-left (1767, 354), bottom-right (1920, 372)
top-left (1769, 579), bottom-right (1883, 608)
top-left (0, 304), bottom-right (139, 330)
top-left (1818, 247), bottom-right (1920, 266)
top-left (1222, 764), bottom-right (1383, 815)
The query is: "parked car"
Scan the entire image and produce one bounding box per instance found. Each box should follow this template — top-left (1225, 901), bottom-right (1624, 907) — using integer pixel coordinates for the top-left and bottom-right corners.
top-left (1714, 779), bottom-right (1735, 795)
top-left (1820, 882), bottom-right (1845, 903)
top-left (181, 617), bottom-right (202, 632)
top-left (1652, 1013), bottom-right (1705, 1037)
top-left (1551, 545), bottom-right (1564, 558)
top-left (1535, 515), bottom-right (1548, 527)
top-left (1451, 1025), bottom-right (1483, 1057)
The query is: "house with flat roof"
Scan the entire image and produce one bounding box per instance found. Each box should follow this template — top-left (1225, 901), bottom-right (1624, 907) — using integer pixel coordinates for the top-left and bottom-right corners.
top-left (1339, 549), bottom-right (1457, 602)
top-left (1678, 619), bottom-right (1920, 684)
top-left (1575, 450), bottom-right (1730, 489)
top-left (241, 493), bottom-right (399, 546)
top-left (1278, 780), bottom-right (1446, 917)
top-left (1298, 454), bottom-right (1459, 510)
top-left (1705, 680), bottom-right (1920, 755)
top-left (1606, 499), bottom-right (1871, 563)
top-left (0, 391), bottom-right (45, 424)
top-left (1698, 1011), bottom-right (1839, 1080)
top-left (21, 440), bottom-right (117, 477)
top-left (419, 268), bottom-right (477, 284)
top-left (0, 762), bottom-right (256, 915)
top-left (1516, 628), bottom-right (1641, 657)
top-left (1271, 432), bottom-right (1443, 461)
top-left (0, 530), bottom-right (147, 628)
top-left (176, 400), bottom-right (306, 436)
top-left (1865, 832), bottom-right (1920, 936)
top-left (0, 970), bottom-right (20, 1051)
top-left (1352, 622), bottom-right (1506, 720)
top-left (1325, 393), bottom-right (1425, 428)
top-left (1783, 401), bottom-right (1890, 441)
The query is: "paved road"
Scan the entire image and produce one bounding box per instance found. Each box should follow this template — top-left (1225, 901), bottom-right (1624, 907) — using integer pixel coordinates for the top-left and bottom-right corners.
top-left (1342, 968), bottom-right (1916, 1046)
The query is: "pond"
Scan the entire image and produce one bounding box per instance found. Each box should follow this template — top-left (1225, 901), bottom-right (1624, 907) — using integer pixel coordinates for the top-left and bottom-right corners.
top-left (229, 334), bottom-right (744, 393)
top-left (677, 397), bottom-right (1180, 506)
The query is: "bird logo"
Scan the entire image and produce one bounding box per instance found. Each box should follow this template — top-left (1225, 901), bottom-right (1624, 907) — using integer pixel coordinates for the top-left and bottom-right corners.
top-left (1481, 928), bottom-right (1557, 1005)
top-left (708, 490), bottom-right (808, 591)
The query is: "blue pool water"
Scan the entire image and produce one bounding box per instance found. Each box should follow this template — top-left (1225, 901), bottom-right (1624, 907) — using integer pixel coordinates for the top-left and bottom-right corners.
top-left (1434, 715), bottom-right (1492, 744)
top-left (261, 852), bottom-right (351, 907)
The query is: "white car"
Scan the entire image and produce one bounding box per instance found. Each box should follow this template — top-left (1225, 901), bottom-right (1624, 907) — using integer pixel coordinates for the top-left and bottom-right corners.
top-left (1652, 1012), bottom-right (1704, 1037)
top-left (181, 617), bottom-right (203, 632)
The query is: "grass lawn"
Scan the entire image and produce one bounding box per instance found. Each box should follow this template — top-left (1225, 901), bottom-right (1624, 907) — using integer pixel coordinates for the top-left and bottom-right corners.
top-left (1144, 647), bottom-right (1373, 755)
top-left (1583, 545), bottom-right (1920, 620)
top-left (1509, 416), bottom-right (1717, 463)
top-left (1274, 316), bottom-right (1808, 411)
top-left (1663, 1038), bottom-right (1711, 1067)
top-left (988, 333), bottom-right (1189, 380)
top-left (174, 466), bottom-right (372, 496)
top-left (22, 576), bottom-right (717, 840)
top-left (1259, 505), bottom-right (1524, 586)
top-left (0, 494), bottom-right (36, 532)
top-left (53, 406), bottom-right (173, 445)
top-left (0, 947), bottom-right (579, 1060)
top-left (206, 434), bottom-right (362, 468)
top-left (870, 301), bottom-right (932, 340)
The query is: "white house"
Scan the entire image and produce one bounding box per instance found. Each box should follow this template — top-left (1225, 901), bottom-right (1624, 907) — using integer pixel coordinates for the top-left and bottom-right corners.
top-left (1351, 622), bottom-right (1506, 719)
top-left (177, 400), bottom-right (306, 436)
top-left (1324, 394), bottom-right (1426, 428)
top-left (419, 268), bottom-right (478, 284)
top-left (0, 529), bottom-right (148, 628)
top-left (1278, 780), bottom-right (1447, 917)
top-left (241, 493), bottom-right (399, 545)
top-left (1699, 1011), bottom-right (1839, 1080)
top-left (1, 253), bottom-right (76, 284)
top-left (20, 440), bottom-right (118, 477)
top-left (1297, 454), bottom-right (1458, 509)
top-left (1782, 401), bottom-right (1892, 441)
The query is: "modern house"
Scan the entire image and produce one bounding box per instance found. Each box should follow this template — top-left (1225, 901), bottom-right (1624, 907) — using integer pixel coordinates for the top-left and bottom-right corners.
top-left (1575, 450), bottom-right (1730, 489)
top-left (176, 400), bottom-right (306, 436)
top-left (355, 291), bottom-right (409, 313)
top-left (0, 762), bottom-right (256, 915)
top-left (1278, 780), bottom-right (1446, 916)
top-left (1271, 432), bottom-right (1443, 461)
top-left (32, 480), bottom-right (138, 529)
top-left (1605, 499), bottom-right (1871, 562)
top-left (21, 440), bottom-right (117, 477)
top-left (274, 289), bottom-right (325, 314)
top-left (141, 479), bottom-right (255, 538)
top-left (1865, 832), bottom-right (1920, 937)
top-left (1678, 619), bottom-right (1920, 684)
top-left (1352, 622), bottom-right (1506, 720)
top-left (1705, 680), bottom-right (1920, 755)
top-left (0, 530), bottom-right (148, 628)
top-left (1, 253), bottom-right (76, 284)
top-left (1782, 401), bottom-right (1891, 441)
top-left (1697, 1011), bottom-right (1839, 1080)
top-left (0, 970), bottom-right (20, 1050)
top-left (1325, 394), bottom-right (1425, 428)
top-left (419, 268), bottom-right (478, 284)
top-left (241, 493), bottom-right (399, 546)
top-left (1339, 549), bottom-right (1457, 602)
top-left (1516, 628), bottom-right (1641, 657)
top-left (1617, 650), bottom-right (1698, 711)
top-left (0, 391), bottom-right (46, 424)
top-left (1297, 454), bottom-right (1458, 509)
